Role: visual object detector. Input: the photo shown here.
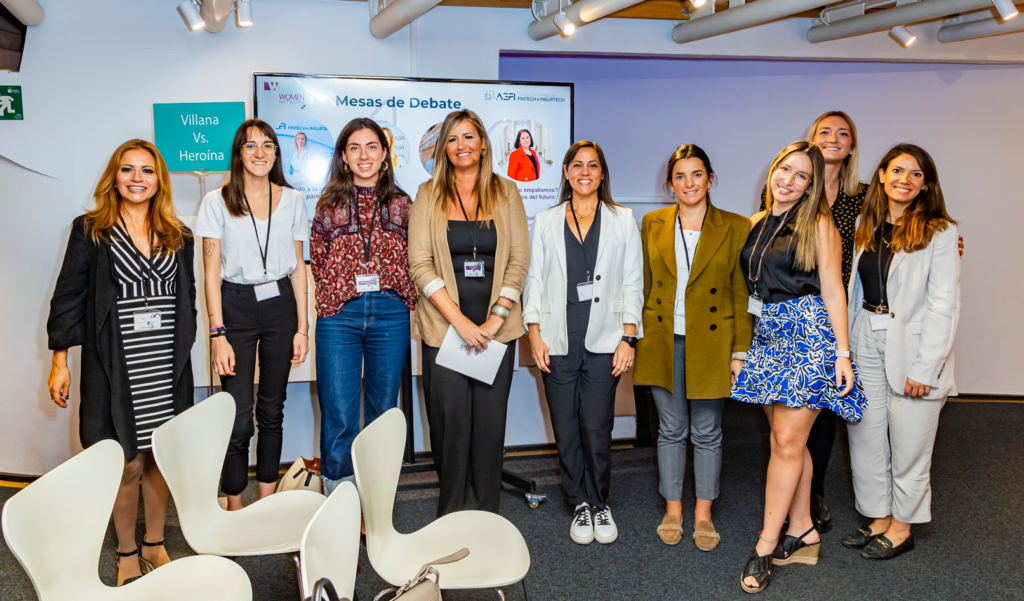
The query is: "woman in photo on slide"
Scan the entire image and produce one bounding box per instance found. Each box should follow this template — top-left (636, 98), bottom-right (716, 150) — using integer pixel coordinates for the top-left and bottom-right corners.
top-left (193, 119), bottom-right (310, 511)
top-left (507, 128), bottom-right (540, 182)
top-left (523, 141), bottom-right (643, 545)
top-left (47, 140), bottom-right (196, 586)
top-left (734, 141), bottom-right (867, 594)
top-left (289, 131), bottom-right (310, 178)
top-left (842, 144), bottom-right (960, 560)
top-left (310, 118), bottom-right (416, 496)
top-left (632, 144), bottom-right (753, 551)
top-left (408, 109), bottom-right (530, 517)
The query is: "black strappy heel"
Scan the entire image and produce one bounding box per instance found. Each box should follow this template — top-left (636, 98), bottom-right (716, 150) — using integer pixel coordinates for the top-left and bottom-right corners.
top-left (139, 539), bottom-right (165, 573)
top-left (115, 549), bottom-right (143, 586)
top-left (741, 538), bottom-right (774, 594)
top-left (773, 527), bottom-right (821, 566)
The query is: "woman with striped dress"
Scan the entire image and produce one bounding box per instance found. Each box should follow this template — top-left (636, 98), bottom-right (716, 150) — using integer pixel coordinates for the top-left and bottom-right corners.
top-left (48, 140), bottom-right (197, 586)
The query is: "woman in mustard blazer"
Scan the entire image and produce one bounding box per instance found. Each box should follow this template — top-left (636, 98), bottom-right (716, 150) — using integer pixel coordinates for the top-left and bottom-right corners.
top-left (633, 144), bottom-right (753, 551)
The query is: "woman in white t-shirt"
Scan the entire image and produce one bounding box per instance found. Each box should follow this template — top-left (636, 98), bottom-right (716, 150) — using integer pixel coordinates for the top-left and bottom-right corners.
top-left (194, 119), bottom-right (310, 511)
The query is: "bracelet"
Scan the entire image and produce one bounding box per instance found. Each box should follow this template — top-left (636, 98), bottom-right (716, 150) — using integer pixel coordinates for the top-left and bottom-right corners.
top-left (210, 325), bottom-right (227, 338)
top-left (210, 331), bottom-right (226, 339)
top-left (489, 304), bottom-right (510, 320)
top-left (836, 350), bottom-right (851, 359)
top-left (209, 324), bottom-right (225, 332)
top-left (297, 332), bottom-right (309, 338)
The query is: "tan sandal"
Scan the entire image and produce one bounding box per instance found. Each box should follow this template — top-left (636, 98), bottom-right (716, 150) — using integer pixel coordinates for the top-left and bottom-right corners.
top-left (693, 520), bottom-right (721, 551)
top-left (657, 514), bottom-right (683, 545)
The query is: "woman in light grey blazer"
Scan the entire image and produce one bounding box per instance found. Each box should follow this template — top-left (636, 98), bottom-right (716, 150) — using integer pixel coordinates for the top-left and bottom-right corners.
top-left (843, 143), bottom-right (960, 560)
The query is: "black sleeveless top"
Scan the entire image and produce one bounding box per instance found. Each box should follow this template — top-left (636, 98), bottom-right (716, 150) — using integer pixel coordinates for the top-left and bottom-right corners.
top-left (741, 209), bottom-right (820, 304)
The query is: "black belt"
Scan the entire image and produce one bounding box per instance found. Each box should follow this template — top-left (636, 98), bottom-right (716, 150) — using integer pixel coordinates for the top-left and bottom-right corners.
top-left (862, 300), bottom-right (889, 314)
top-left (221, 276), bottom-right (291, 291)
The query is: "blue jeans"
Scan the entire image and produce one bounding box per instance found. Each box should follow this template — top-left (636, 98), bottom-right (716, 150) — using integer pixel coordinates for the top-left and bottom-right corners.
top-left (316, 290), bottom-right (410, 481)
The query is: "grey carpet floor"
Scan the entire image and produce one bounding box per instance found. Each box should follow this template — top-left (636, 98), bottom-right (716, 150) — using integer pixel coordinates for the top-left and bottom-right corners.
top-left (1, 401), bottom-right (1022, 600)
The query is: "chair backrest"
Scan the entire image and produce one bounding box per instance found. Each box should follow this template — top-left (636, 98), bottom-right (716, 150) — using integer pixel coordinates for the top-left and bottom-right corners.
top-left (351, 407), bottom-right (405, 543)
top-left (1, 440), bottom-right (124, 599)
top-left (300, 481), bottom-right (361, 600)
top-left (151, 392), bottom-right (235, 529)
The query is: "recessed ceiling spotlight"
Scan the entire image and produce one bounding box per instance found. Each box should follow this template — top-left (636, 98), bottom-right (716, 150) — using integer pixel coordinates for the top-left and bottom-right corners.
top-left (991, 0), bottom-right (1019, 20)
top-left (177, 0), bottom-right (204, 31)
top-left (889, 25), bottom-right (916, 47)
top-left (691, 0), bottom-right (707, 7)
top-left (236, 0), bottom-right (253, 27)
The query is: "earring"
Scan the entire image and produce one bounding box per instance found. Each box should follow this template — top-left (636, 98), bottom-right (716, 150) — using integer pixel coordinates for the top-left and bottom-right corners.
top-left (380, 161), bottom-right (389, 172)
top-left (343, 163), bottom-right (351, 173)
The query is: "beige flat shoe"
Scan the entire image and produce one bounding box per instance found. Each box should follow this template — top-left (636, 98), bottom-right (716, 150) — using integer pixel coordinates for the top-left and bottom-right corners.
top-left (657, 514), bottom-right (683, 545)
top-left (693, 520), bottom-right (721, 552)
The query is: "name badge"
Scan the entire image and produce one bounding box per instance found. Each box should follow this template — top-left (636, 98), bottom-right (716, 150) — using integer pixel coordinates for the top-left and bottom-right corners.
top-left (747, 295), bottom-right (763, 317)
top-left (870, 313), bottom-right (889, 331)
top-left (356, 274), bottom-right (381, 292)
top-left (464, 261), bottom-right (485, 278)
top-left (576, 281), bottom-right (594, 301)
top-left (254, 280), bottom-right (281, 302)
top-left (133, 310), bottom-right (162, 332)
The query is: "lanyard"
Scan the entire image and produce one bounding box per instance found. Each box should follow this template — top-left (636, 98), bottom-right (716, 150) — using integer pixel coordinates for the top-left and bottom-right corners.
top-left (876, 220), bottom-right (895, 313)
top-left (677, 207), bottom-right (707, 273)
top-left (455, 188), bottom-right (480, 261)
top-left (747, 209), bottom-right (793, 299)
top-left (118, 216), bottom-right (157, 308)
top-left (242, 180), bottom-right (273, 282)
top-left (568, 198), bottom-right (596, 282)
top-left (355, 197), bottom-right (380, 266)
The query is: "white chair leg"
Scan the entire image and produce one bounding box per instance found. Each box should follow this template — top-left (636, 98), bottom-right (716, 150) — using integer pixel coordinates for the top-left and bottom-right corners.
top-left (496, 588), bottom-right (505, 600)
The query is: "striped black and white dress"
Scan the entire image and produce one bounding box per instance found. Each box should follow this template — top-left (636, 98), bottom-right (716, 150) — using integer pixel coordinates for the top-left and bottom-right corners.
top-left (111, 226), bottom-right (178, 452)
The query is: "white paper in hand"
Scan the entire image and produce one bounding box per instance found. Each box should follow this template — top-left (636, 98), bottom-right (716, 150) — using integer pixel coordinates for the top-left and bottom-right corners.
top-left (434, 325), bottom-right (508, 385)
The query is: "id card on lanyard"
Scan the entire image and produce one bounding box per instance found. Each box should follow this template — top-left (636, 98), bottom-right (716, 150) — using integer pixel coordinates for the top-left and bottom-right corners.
top-left (355, 198), bottom-right (382, 291)
top-left (745, 210), bottom-right (791, 319)
top-left (676, 209), bottom-right (705, 317)
top-left (243, 182), bottom-right (280, 302)
top-left (871, 223), bottom-right (895, 331)
top-left (456, 189), bottom-right (486, 278)
top-left (568, 199), bottom-right (596, 298)
top-left (119, 218), bottom-right (164, 331)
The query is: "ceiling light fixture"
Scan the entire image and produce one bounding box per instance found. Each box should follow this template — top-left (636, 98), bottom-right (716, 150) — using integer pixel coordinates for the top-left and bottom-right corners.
top-left (690, 0), bottom-right (707, 7)
top-left (236, 0), bottom-right (253, 27)
top-left (177, 0), bottom-right (205, 30)
top-left (991, 0), bottom-right (1018, 20)
top-left (889, 25), bottom-right (916, 46)
top-left (554, 11), bottom-right (575, 35)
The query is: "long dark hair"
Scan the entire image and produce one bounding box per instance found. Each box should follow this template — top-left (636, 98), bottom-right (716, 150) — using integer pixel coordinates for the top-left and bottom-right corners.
top-left (557, 141), bottom-right (621, 210)
top-left (222, 119), bottom-right (292, 217)
top-left (515, 128), bottom-right (539, 177)
top-left (318, 118), bottom-right (407, 213)
top-left (855, 143), bottom-right (955, 254)
top-left (663, 143), bottom-right (716, 204)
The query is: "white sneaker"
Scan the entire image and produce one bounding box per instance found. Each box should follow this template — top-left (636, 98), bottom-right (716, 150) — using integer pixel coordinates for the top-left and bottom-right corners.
top-left (593, 505), bottom-right (618, 544)
top-left (570, 503), bottom-right (594, 545)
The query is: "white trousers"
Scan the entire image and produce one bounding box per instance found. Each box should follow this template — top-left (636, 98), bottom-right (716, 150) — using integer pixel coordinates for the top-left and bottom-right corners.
top-left (848, 309), bottom-right (946, 524)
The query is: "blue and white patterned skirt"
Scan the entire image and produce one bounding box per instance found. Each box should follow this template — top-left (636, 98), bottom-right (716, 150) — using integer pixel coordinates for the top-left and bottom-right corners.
top-left (731, 294), bottom-right (867, 423)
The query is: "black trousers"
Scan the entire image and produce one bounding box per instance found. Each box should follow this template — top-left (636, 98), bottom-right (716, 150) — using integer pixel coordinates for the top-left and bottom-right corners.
top-left (421, 341), bottom-right (515, 517)
top-left (807, 408), bottom-right (837, 498)
top-left (542, 332), bottom-right (618, 510)
top-left (219, 277), bottom-right (298, 496)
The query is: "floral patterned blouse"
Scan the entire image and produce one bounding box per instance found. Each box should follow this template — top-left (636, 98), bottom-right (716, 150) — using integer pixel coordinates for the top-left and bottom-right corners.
top-left (310, 185), bottom-right (417, 317)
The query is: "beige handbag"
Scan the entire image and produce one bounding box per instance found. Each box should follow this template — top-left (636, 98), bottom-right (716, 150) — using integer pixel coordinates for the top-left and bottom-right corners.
top-left (277, 457), bottom-right (323, 494)
top-left (373, 549), bottom-right (470, 601)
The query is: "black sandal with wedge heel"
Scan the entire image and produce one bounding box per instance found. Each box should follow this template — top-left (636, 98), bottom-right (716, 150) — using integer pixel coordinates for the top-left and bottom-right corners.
top-left (740, 543), bottom-right (774, 594)
top-left (115, 549), bottom-right (143, 587)
top-left (772, 527), bottom-right (821, 566)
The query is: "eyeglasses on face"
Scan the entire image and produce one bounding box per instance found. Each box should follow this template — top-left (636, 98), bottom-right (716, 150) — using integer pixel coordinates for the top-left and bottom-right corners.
top-left (241, 142), bottom-right (277, 154)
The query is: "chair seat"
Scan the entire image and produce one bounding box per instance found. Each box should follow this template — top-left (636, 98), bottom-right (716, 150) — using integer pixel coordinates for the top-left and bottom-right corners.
top-left (369, 510), bottom-right (530, 589)
top-left (185, 491), bottom-right (325, 556)
top-left (54, 556), bottom-right (251, 601)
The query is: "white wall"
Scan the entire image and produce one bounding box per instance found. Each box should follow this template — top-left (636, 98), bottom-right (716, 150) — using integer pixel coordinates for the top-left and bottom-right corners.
top-left (1, 0), bottom-right (1021, 475)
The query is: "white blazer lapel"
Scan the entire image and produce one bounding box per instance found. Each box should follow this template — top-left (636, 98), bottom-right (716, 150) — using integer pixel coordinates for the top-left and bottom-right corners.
top-left (555, 203), bottom-right (568, 280)
top-left (593, 203), bottom-right (615, 270)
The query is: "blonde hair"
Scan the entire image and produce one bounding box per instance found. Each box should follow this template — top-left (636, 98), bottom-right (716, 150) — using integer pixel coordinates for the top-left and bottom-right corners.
top-left (426, 110), bottom-right (503, 226)
top-left (805, 110), bottom-right (860, 198)
top-left (763, 141), bottom-right (830, 271)
top-left (85, 139), bottom-right (188, 255)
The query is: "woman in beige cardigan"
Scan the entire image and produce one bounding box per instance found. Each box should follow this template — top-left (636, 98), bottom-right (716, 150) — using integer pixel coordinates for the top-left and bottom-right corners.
top-left (408, 109), bottom-right (530, 516)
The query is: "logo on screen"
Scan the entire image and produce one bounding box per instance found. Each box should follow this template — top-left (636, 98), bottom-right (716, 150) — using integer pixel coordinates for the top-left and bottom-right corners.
top-left (264, 81), bottom-right (279, 91)
top-left (485, 90), bottom-right (495, 100)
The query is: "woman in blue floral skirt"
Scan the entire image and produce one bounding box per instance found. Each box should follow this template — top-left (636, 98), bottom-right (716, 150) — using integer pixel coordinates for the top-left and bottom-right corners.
top-left (734, 141), bottom-right (866, 594)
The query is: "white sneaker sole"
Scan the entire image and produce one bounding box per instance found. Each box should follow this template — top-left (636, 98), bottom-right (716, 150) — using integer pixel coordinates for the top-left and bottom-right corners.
top-left (595, 531), bottom-right (618, 544)
top-left (571, 530), bottom-right (595, 545)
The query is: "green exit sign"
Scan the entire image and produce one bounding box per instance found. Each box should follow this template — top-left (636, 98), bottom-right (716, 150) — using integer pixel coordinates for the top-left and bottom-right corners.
top-left (0, 86), bottom-right (23, 120)
top-left (153, 102), bottom-right (245, 172)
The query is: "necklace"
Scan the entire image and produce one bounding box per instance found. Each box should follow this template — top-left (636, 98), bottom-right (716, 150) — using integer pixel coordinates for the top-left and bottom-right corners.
top-left (575, 209), bottom-right (596, 223)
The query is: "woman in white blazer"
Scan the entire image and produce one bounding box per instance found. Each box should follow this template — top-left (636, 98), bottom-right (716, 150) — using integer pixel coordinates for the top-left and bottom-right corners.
top-left (523, 141), bottom-right (643, 546)
top-left (843, 143), bottom-right (960, 560)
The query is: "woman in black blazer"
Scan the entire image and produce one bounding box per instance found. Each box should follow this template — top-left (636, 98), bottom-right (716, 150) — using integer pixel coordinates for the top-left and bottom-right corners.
top-left (47, 140), bottom-right (197, 586)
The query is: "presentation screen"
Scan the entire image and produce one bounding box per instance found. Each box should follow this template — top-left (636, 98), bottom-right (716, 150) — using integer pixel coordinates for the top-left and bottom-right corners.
top-left (253, 73), bottom-right (574, 259)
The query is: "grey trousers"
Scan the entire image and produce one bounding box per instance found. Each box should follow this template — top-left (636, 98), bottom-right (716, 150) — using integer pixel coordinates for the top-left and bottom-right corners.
top-left (650, 335), bottom-right (726, 502)
top-left (848, 309), bottom-right (946, 524)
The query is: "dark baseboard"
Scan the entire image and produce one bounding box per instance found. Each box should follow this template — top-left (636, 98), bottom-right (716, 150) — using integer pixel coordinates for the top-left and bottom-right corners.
top-left (953, 393), bottom-right (1024, 401)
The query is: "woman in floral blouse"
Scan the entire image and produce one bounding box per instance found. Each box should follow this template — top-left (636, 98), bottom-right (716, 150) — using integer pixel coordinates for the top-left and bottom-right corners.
top-left (310, 118), bottom-right (416, 494)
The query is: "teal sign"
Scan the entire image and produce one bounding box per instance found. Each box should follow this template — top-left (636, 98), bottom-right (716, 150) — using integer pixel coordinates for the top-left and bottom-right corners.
top-left (154, 102), bottom-right (245, 172)
top-left (0, 86), bottom-right (23, 120)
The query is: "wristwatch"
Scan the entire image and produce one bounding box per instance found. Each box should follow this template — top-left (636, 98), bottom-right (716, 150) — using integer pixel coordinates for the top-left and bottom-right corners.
top-left (621, 335), bottom-right (639, 348)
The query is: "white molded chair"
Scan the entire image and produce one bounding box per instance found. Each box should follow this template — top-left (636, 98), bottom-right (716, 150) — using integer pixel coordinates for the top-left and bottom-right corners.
top-left (1, 439), bottom-right (252, 601)
top-left (353, 408), bottom-right (530, 589)
top-left (151, 392), bottom-right (325, 556)
top-left (298, 481), bottom-right (361, 600)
